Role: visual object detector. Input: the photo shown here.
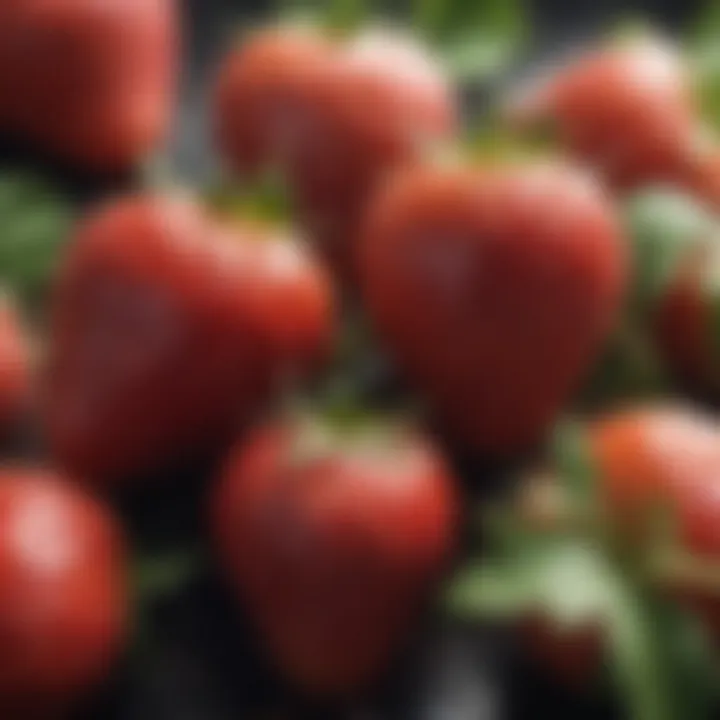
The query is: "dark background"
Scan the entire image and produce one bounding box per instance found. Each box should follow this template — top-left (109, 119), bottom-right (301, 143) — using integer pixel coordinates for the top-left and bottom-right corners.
top-left (1, 0), bottom-right (703, 718)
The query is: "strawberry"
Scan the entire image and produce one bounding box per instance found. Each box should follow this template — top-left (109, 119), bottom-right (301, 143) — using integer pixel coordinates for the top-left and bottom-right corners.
top-left (44, 192), bottom-right (333, 485)
top-left (506, 34), bottom-right (720, 200)
top-left (0, 294), bottom-right (30, 437)
top-left (0, 468), bottom-right (126, 717)
top-left (654, 242), bottom-right (720, 396)
top-left (213, 24), bottom-right (456, 280)
top-left (359, 160), bottom-right (627, 456)
top-left (0, 0), bottom-right (179, 173)
top-left (211, 413), bottom-right (458, 696)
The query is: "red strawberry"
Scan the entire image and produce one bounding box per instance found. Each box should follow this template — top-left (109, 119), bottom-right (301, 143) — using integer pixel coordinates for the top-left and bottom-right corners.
top-left (44, 192), bottom-right (333, 485)
top-left (213, 25), bottom-right (456, 279)
top-left (0, 0), bottom-right (179, 173)
top-left (507, 34), bottom-right (718, 198)
top-left (593, 405), bottom-right (720, 566)
top-left (0, 468), bottom-right (126, 717)
top-left (211, 414), bottom-right (458, 696)
top-left (654, 242), bottom-right (720, 395)
top-left (359, 160), bottom-right (627, 456)
top-left (0, 294), bottom-right (30, 436)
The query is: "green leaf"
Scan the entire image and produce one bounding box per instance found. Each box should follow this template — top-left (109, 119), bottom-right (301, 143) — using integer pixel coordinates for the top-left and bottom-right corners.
top-left (451, 538), bottom-right (719, 720)
top-left (604, 578), bottom-right (717, 720)
top-left (624, 188), bottom-right (715, 317)
top-left (0, 171), bottom-right (72, 311)
top-left (445, 561), bottom-right (535, 620)
top-left (551, 419), bottom-right (598, 511)
top-left (442, 29), bottom-right (523, 83)
top-left (448, 541), bottom-right (615, 628)
top-left (688, 0), bottom-right (720, 128)
top-left (528, 543), bottom-right (614, 629)
top-left (422, 0), bottom-right (528, 83)
top-left (482, 502), bottom-right (552, 557)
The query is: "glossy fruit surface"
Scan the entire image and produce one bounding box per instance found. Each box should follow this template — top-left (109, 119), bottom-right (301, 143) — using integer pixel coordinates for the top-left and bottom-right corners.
top-left (0, 469), bottom-right (126, 717)
top-left (592, 406), bottom-right (720, 558)
top-left (0, 0), bottom-right (179, 173)
top-left (360, 161), bottom-right (627, 455)
top-left (211, 415), bottom-right (458, 696)
top-left (654, 244), bottom-right (720, 395)
top-left (45, 193), bottom-right (333, 484)
top-left (508, 36), bottom-right (709, 194)
top-left (214, 25), bottom-right (456, 278)
top-left (0, 295), bottom-right (30, 435)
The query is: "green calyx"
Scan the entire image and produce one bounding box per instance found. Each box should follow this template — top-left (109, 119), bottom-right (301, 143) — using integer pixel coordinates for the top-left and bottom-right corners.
top-left (464, 113), bottom-right (558, 165)
top-left (0, 170), bottom-right (73, 315)
top-left (624, 188), bottom-right (716, 317)
top-left (206, 170), bottom-right (294, 228)
top-left (283, 403), bottom-right (418, 474)
top-left (276, 0), bottom-right (371, 37)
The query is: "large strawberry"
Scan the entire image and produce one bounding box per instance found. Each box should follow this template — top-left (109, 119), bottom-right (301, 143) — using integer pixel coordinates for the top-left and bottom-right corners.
top-left (359, 160), bottom-right (627, 456)
top-left (0, 468), bottom-right (126, 718)
top-left (0, 0), bottom-right (179, 173)
top-left (211, 413), bottom-right (458, 697)
top-left (213, 24), bottom-right (456, 279)
top-left (44, 192), bottom-right (333, 485)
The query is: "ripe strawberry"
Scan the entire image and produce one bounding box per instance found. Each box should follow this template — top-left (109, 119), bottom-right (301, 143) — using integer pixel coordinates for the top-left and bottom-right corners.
top-left (0, 0), bottom-right (179, 173)
top-left (213, 25), bottom-right (456, 279)
top-left (0, 468), bottom-right (126, 717)
top-left (653, 242), bottom-right (720, 396)
top-left (211, 414), bottom-right (458, 696)
top-left (507, 34), bottom-right (719, 199)
top-left (359, 160), bottom-right (627, 455)
top-left (0, 294), bottom-right (30, 436)
top-left (44, 192), bottom-right (333, 485)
